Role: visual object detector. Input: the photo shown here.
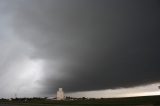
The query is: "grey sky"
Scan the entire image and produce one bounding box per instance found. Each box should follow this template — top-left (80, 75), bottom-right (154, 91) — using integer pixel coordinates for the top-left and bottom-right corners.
top-left (0, 0), bottom-right (160, 98)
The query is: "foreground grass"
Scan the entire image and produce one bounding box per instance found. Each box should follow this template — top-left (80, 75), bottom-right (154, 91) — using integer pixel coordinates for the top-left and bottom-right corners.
top-left (1, 95), bottom-right (160, 106)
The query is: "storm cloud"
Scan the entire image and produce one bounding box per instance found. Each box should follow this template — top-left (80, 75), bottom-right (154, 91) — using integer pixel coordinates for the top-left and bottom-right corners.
top-left (0, 0), bottom-right (160, 96)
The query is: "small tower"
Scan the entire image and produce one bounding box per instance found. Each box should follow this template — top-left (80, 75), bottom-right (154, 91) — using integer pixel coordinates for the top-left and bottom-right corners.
top-left (56, 88), bottom-right (64, 100)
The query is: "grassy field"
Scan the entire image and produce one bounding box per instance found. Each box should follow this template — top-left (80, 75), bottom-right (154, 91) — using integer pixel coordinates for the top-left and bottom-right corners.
top-left (1, 95), bottom-right (160, 106)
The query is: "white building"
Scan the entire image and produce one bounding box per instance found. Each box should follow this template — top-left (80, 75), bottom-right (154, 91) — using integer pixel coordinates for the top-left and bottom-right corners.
top-left (56, 88), bottom-right (65, 100)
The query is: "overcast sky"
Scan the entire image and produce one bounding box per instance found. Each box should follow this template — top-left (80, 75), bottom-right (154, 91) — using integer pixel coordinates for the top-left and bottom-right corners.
top-left (0, 0), bottom-right (160, 98)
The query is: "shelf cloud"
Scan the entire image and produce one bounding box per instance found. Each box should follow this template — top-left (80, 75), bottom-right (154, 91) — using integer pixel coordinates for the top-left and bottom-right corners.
top-left (0, 0), bottom-right (160, 97)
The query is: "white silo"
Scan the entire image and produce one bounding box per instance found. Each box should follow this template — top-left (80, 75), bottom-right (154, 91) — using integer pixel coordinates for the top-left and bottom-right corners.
top-left (56, 88), bottom-right (64, 100)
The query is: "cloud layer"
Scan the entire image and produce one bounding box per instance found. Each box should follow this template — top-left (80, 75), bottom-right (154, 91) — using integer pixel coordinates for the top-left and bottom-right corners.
top-left (0, 0), bottom-right (160, 97)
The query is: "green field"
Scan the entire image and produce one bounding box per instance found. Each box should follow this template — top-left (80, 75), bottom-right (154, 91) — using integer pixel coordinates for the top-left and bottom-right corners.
top-left (1, 95), bottom-right (160, 106)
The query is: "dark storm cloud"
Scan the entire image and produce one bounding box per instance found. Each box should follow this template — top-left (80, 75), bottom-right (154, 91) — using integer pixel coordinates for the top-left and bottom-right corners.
top-left (7, 0), bottom-right (160, 94)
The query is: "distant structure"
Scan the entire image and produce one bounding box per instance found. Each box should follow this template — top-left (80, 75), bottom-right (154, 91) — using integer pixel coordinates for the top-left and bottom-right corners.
top-left (56, 88), bottom-right (65, 100)
top-left (15, 93), bottom-right (17, 98)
